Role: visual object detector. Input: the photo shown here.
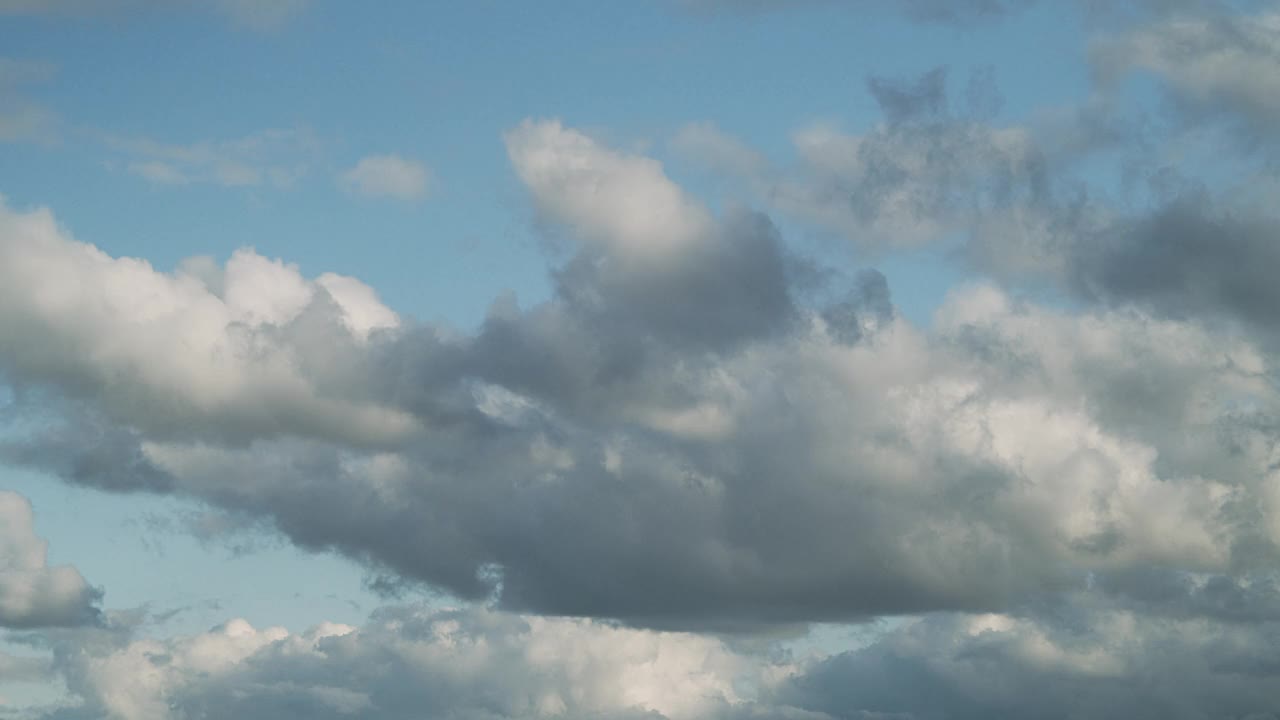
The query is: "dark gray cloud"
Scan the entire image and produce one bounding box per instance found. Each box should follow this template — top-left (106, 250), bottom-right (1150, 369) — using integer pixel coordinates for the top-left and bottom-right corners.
top-left (1069, 196), bottom-right (1280, 334)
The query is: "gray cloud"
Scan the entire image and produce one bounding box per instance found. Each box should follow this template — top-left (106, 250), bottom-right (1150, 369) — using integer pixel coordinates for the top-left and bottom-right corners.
top-left (674, 68), bottom-right (1058, 252)
top-left (0, 491), bottom-right (100, 629)
top-left (2, 118), bottom-right (1279, 636)
top-left (1064, 196), bottom-right (1280, 338)
top-left (774, 593), bottom-right (1280, 720)
top-left (1092, 5), bottom-right (1280, 144)
top-left (36, 587), bottom-right (1280, 720)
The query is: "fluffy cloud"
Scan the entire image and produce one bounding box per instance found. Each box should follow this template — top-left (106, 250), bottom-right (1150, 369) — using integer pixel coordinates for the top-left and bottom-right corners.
top-left (506, 120), bottom-right (715, 260)
top-left (42, 590), bottom-right (1280, 720)
top-left (0, 199), bottom-right (411, 456)
top-left (2, 116), bottom-right (1280, 635)
top-left (340, 154), bottom-right (432, 201)
top-left (48, 606), bottom-right (792, 720)
top-left (0, 491), bottom-right (99, 628)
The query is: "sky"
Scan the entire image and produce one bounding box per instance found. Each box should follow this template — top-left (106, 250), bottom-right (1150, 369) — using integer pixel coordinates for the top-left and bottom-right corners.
top-left (2, 0), bottom-right (1280, 718)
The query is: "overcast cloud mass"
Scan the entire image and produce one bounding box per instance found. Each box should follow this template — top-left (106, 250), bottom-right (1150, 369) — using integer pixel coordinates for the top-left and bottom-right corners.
top-left (3, 1), bottom-right (1280, 718)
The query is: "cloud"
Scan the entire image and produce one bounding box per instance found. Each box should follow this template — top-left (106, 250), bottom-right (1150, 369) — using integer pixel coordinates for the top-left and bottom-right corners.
top-left (671, 122), bottom-right (769, 179)
top-left (41, 587), bottom-right (1280, 719)
top-left (506, 119), bottom-right (715, 260)
top-left (1093, 8), bottom-right (1280, 141)
top-left (105, 128), bottom-right (320, 189)
top-left (0, 198), bottom-right (412, 451)
top-left (0, 649), bottom-right (53, 683)
top-left (0, 58), bottom-right (59, 144)
top-left (340, 154), bottom-right (432, 201)
top-left (0, 491), bottom-right (99, 628)
top-left (2, 121), bottom-right (1279, 634)
top-left (674, 70), bottom-right (1051, 251)
top-left (1066, 195), bottom-right (1280, 334)
top-left (773, 592), bottom-right (1280, 719)
top-left (47, 605), bottom-right (794, 720)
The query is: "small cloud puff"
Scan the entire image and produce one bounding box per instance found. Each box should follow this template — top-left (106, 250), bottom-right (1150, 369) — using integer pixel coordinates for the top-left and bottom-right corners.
top-left (340, 154), bottom-right (432, 201)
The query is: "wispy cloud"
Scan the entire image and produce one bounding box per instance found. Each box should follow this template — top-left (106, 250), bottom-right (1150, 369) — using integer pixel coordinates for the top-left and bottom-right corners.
top-left (0, 58), bottom-right (59, 143)
top-left (339, 154), bottom-right (432, 201)
top-left (104, 128), bottom-right (322, 189)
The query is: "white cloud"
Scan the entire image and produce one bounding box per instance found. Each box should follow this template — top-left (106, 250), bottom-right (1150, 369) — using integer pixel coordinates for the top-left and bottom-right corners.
top-left (56, 606), bottom-right (785, 720)
top-left (0, 198), bottom-right (412, 450)
top-left (0, 491), bottom-right (98, 628)
top-left (339, 154), bottom-right (431, 201)
top-left (505, 119), bottom-right (714, 260)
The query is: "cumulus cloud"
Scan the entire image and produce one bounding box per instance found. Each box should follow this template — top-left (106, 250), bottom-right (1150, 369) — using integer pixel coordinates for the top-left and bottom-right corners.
top-left (2, 116), bottom-right (1280, 639)
top-left (0, 491), bottom-right (99, 628)
top-left (42, 588), bottom-right (1280, 719)
top-left (48, 605), bottom-right (794, 720)
top-left (0, 198), bottom-right (411, 451)
top-left (506, 119), bottom-right (715, 260)
top-left (340, 154), bottom-right (432, 201)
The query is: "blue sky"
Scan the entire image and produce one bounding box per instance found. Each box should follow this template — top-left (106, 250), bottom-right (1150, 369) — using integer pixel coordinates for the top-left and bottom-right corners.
top-left (4, 1), bottom-right (1280, 719)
